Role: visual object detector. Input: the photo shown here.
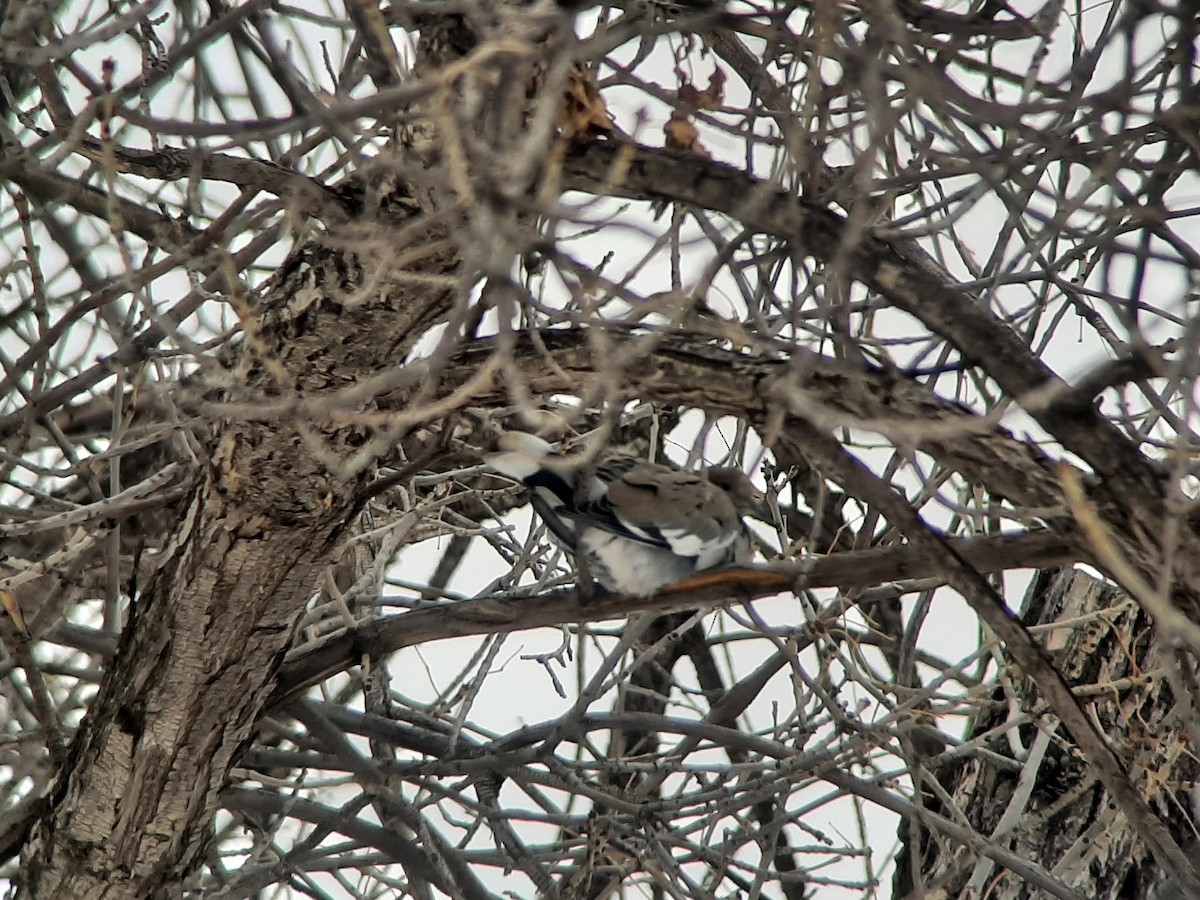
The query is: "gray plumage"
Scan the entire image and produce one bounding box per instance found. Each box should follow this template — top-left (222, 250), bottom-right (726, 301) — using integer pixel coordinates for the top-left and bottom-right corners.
top-left (486, 432), bottom-right (759, 595)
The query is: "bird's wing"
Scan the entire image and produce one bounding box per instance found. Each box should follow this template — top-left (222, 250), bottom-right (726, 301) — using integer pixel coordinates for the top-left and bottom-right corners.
top-left (486, 435), bottom-right (746, 558)
top-left (581, 463), bottom-right (742, 557)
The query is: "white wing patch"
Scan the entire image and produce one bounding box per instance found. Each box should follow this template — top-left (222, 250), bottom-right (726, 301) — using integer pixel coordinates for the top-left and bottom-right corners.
top-left (483, 434), bottom-right (757, 594)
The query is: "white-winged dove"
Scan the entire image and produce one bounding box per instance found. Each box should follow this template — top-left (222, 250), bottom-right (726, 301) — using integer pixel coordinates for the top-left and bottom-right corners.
top-left (486, 431), bottom-right (761, 595)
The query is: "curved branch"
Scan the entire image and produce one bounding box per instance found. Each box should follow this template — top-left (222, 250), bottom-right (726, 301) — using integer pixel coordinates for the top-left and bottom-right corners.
top-left (419, 329), bottom-right (1071, 515)
top-left (559, 141), bottom-right (1167, 528)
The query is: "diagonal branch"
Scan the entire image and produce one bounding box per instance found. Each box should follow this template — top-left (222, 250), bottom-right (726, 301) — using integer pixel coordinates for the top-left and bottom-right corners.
top-left (772, 418), bottom-right (1200, 897)
top-left (559, 141), bottom-right (1167, 530)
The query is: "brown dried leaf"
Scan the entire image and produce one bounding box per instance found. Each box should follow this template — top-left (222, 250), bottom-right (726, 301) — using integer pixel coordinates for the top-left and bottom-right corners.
top-left (677, 82), bottom-right (702, 109)
top-left (1, 588), bottom-right (27, 634)
top-left (664, 111), bottom-right (707, 156)
top-left (558, 62), bottom-right (614, 139)
top-left (673, 66), bottom-right (726, 111)
top-left (698, 67), bottom-right (726, 110)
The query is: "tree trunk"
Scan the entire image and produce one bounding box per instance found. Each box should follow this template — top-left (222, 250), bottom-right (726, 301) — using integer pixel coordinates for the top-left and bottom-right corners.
top-left (896, 567), bottom-right (1200, 900)
top-left (18, 208), bottom-right (457, 898)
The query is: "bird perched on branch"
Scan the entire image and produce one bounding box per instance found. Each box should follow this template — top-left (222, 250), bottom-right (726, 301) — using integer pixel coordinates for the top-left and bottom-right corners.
top-left (485, 431), bottom-right (763, 596)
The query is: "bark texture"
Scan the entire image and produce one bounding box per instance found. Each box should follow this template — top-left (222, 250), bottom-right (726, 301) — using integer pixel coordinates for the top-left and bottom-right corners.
top-left (896, 568), bottom-right (1200, 900)
top-left (2, 2), bottom-right (1198, 898)
top-left (18, 185), bottom-right (458, 898)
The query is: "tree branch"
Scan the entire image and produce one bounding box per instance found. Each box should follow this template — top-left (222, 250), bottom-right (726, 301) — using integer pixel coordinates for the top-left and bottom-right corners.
top-left (270, 530), bottom-right (1081, 706)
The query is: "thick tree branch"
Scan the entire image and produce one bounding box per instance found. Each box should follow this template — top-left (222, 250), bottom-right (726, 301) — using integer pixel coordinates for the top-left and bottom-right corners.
top-left (559, 141), bottom-right (1169, 532)
top-left (270, 530), bottom-right (1081, 705)
top-left (18, 202), bottom-right (459, 897)
top-left (423, 329), bottom-right (1072, 516)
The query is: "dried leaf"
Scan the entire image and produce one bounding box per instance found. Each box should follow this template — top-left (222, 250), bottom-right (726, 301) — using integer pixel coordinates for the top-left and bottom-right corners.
top-left (1, 588), bottom-right (27, 635)
top-left (673, 66), bottom-right (726, 111)
top-left (677, 82), bottom-right (702, 109)
top-left (698, 67), bottom-right (726, 110)
top-left (664, 111), bottom-right (707, 155)
top-left (558, 62), bottom-right (614, 139)
top-left (664, 66), bottom-right (724, 154)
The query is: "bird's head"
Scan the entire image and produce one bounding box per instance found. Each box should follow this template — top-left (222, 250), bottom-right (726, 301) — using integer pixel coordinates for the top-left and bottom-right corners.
top-left (481, 430), bottom-right (558, 481)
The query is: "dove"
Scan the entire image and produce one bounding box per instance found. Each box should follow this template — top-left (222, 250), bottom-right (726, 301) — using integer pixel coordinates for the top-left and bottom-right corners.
top-left (486, 431), bottom-right (760, 595)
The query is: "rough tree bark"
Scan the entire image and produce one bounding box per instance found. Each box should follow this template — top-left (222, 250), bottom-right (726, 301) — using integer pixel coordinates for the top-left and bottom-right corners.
top-left (896, 567), bottom-right (1198, 900)
top-left (18, 198), bottom-right (459, 897)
